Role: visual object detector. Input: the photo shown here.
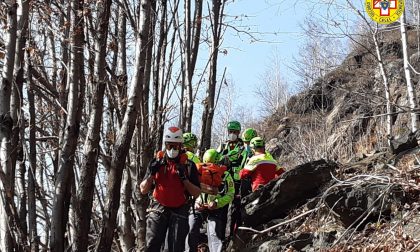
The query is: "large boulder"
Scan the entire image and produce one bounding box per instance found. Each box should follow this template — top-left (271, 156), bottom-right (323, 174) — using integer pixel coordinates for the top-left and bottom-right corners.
top-left (324, 183), bottom-right (404, 228)
top-left (241, 159), bottom-right (337, 227)
top-left (390, 131), bottom-right (420, 154)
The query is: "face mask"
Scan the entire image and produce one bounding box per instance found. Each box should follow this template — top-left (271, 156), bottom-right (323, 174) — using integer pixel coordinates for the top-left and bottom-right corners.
top-left (228, 133), bottom-right (238, 141)
top-left (245, 145), bottom-right (251, 153)
top-left (166, 149), bottom-right (179, 159)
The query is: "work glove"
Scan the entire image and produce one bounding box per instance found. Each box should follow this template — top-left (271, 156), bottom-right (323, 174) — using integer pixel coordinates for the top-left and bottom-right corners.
top-left (219, 155), bottom-right (231, 167)
top-left (176, 164), bottom-right (187, 181)
top-left (195, 203), bottom-right (206, 211)
top-left (208, 201), bottom-right (217, 210)
top-left (148, 160), bottom-right (160, 176)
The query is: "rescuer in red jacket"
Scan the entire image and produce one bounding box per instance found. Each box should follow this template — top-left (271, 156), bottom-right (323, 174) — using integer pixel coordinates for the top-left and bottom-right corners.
top-left (239, 137), bottom-right (285, 191)
top-left (140, 126), bottom-right (201, 252)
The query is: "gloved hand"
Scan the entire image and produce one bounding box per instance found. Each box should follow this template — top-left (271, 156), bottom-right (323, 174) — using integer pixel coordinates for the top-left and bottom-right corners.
top-left (219, 155), bottom-right (231, 166)
top-left (208, 201), bottom-right (217, 210)
top-left (176, 164), bottom-right (187, 181)
top-left (148, 160), bottom-right (160, 176)
top-left (195, 203), bottom-right (206, 211)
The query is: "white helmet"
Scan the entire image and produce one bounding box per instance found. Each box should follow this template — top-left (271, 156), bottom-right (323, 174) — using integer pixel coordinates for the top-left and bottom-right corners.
top-left (163, 126), bottom-right (184, 143)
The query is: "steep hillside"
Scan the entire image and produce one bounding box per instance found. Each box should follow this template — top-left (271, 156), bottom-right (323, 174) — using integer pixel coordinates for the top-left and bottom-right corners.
top-left (263, 25), bottom-right (420, 168)
top-left (231, 25), bottom-right (420, 251)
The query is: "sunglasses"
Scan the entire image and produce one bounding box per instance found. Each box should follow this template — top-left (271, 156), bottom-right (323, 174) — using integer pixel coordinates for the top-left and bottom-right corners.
top-left (165, 143), bottom-right (181, 150)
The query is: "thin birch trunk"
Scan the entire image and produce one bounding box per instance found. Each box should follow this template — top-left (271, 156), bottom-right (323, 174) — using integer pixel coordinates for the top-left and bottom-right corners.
top-left (119, 169), bottom-right (135, 251)
top-left (96, 1), bottom-right (152, 250)
top-left (0, 2), bottom-right (18, 250)
top-left (401, 10), bottom-right (419, 132)
top-left (72, 0), bottom-right (112, 251)
top-left (200, 0), bottom-right (223, 151)
top-left (113, 5), bottom-right (137, 250)
top-left (140, 0), bottom-right (155, 162)
top-left (184, 0), bottom-right (203, 132)
top-left (13, 0), bottom-right (30, 249)
top-left (27, 65), bottom-right (39, 252)
top-left (152, 0), bottom-right (168, 137)
top-left (116, 9), bottom-right (135, 250)
top-left (135, 1), bottom-right (157, 249)
top-left (50, 0), bottom-right (85, 250)
top-left (373, 25), bottom-right (393, 146)
top-left (10, 0), bottom-right (29, 197)
top-left (116, 7), bottom-right (128, 118)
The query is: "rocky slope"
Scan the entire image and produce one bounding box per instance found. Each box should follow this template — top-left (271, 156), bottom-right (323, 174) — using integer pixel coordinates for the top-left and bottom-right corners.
top-left (231, 25), bottom-right (420, 251)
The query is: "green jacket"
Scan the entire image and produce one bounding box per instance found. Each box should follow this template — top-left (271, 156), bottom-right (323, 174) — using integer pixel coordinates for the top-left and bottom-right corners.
top-left (195, 171), bottom-right (234, 209)
top-left (217, 139), bottom-right (245, 181)
top-left (240, 144), bottom-right (253, 168)
top-left (186, 151), bottom-right (201, 164)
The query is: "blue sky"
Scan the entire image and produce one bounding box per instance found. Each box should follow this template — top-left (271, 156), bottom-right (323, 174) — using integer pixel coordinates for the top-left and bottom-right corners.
top-left (218, 0), bottom-right (309, 117)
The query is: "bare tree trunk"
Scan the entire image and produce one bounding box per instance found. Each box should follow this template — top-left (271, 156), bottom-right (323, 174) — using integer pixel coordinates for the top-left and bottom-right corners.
top-left (50, 0), bottom-right (85, 250)
top-left (180, 0), bottom-right (202, 132)
top-left (55, 0), bottom-right (70, 177)
top-left (190, 0), bottom-right (203, 79)
top-left (17, 150), bottom-right (27, 239)
top-left (0, 2), bottom-right (18, 250)
top-left (401, 10), bottom-right (419, 132)
top-left (372, 25), bottom-right (393, 146)
top-left (140, 0), bottom-right (155, 161)
top-left (27, 65), bottom-right (39, 252)
top-left (119, 169), bottom-right (135, 251)
top-left (10, 0), bottom-right (29, 199)
top-left (133, 1), bottom-right (157, 249)
top-left (185, 0), bottom-right (203, 132)
top-left (115, 9), bottom-right (136, 250)
top-left (72, 0), bottom-right (112, 251)
top-left (200, 0), bottom-right (223, 152)
top-left (12, 0), bottom-right (31, 249)
top-left (152, 0), bottom-right (168, 141)
top-left (96, 1), bottom-right (152, 250)
top-left (132, 136), bottom-right (146, 249)
top-left (116, 7), bottom-right (128, 118)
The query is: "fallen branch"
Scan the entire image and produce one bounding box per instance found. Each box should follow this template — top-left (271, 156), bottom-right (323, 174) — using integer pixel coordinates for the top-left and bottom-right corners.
top-left (238, 207), bottom-right (320, 234)
top-left (386, 163), bottom-right (401, 173)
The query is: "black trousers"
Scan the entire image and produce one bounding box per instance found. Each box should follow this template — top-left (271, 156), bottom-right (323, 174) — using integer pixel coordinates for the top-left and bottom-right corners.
top-left (145, 201), bottom-right (189, 252)
top-left (228, 181), bottom-right (242, 238)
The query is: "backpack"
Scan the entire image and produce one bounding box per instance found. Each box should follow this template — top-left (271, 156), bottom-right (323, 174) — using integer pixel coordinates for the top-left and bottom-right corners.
top-left (155, 150), bottom-right (191, 175)
top-left (154, 150), bottom-right (195, 207)
top-left (196, 163), bottom-right (227, 195)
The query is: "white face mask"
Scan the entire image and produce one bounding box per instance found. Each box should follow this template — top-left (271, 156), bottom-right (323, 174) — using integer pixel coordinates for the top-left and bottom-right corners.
top-left (228, 133), bottom-right (238, 141)
top-left (166, 149), bottom-right (179, 159)
top-left (245, 145), bottom-right (251, 153)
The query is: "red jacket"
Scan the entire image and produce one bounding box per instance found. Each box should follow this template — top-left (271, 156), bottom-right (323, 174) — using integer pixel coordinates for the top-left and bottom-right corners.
top-left (151, 153), bottom-right (199, 207)
top-left (239, 152), bottom-right (285, 191)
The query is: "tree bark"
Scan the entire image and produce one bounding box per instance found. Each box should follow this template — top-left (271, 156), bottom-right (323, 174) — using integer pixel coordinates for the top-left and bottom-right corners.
top-left (401, 10), bottom-right (419, 132)
top-left (116, 6), bottom-right (128, 118)
top-left (183, 0), bottom-right (203, 132)
top-left (27, 65), bottom-right (39, 252)
top-left (119, 169), bottom-right (135, 251)
top-left (12, 0), bottom-right (31, 249)
top-left (152, 0), bottom-right (168, 143)
top-left (200, 0), bottom-right (223, 152)
top-left (372, 25), bottom-right (393, 147)
top-left (95, 0), bottom-right (152, 250)
top-left (0, 1), bottom-right (18, 251)
top-left (116, 9), bottom-right (136, 250)
top-left (72, 0), bottom-right (112, 251)
top-left (50, 0), bottom-right (85, 250)
top-left (10, 0), bottom-right (29, 200)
